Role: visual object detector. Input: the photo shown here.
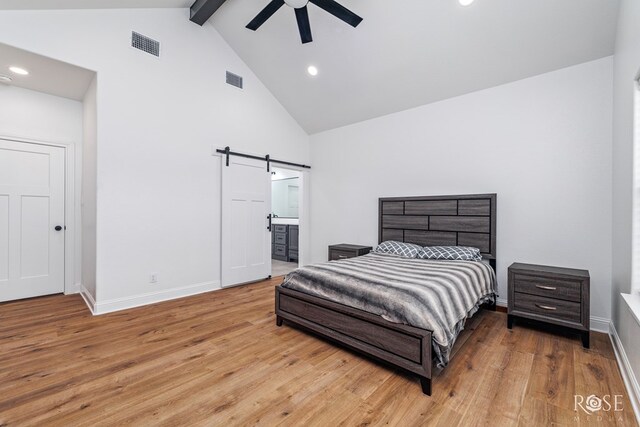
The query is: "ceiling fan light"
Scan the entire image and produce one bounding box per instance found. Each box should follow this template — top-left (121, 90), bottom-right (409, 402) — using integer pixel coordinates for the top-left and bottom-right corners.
top-left (284, 0), bottom-right (308, 8)
top-left (247, 0), bottom-right (362, 44)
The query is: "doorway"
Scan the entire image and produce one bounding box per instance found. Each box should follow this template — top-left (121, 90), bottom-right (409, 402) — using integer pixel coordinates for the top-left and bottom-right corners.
top-left (271, 167), bottom-right (301, 277)
top-left (0, 139), bottom-right (66, 301)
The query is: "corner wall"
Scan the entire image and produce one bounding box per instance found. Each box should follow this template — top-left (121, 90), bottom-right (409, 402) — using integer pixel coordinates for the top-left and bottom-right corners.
top-left (82, 76), bottom-right (97, 302)
top-left (611, 0), bottom-right (640, 414)
top-left (612, 0), bottom-right (640, 329)
top-left (310, 57), bottom-right (614, 326)
top-left (0, 8), bottom-right (310, 312)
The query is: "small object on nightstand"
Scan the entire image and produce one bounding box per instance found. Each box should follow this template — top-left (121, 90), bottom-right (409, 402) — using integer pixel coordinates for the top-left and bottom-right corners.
top-left (507, 262), bottom-right (590, 348)
top-left (328, 244), bottom-right (372, 261)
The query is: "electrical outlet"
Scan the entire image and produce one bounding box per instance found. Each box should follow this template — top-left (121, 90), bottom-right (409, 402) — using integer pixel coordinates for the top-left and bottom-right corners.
top-left (150, 273), bottom-right (158, 284)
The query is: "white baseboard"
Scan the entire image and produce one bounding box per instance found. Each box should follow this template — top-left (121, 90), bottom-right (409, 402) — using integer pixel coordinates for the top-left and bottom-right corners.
top-left (79, 284), bottom-right (96, 314)
top-left (91, 281), bottom-right (221, 315)
top-left (590, 316), bottom-right (611, 333)
top-left (609, 321), bottom-right (640, 423)
top-left (64, 283), bottom-right (82, 295)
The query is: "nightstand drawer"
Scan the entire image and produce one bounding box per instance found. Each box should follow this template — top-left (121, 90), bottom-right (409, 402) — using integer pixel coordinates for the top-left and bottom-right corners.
top-left (329, 249), bottom-right (354, 261)
top-left (513, 274), bottom-right (581, 302)
top-left (513, 292), bottom-right (581, 323)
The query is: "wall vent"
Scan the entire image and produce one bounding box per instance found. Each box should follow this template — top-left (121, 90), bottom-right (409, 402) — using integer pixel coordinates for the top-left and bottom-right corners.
top-left (226, 71), bottom-right (243, 89)
top-left (131, 31), bottom-right (160, 57)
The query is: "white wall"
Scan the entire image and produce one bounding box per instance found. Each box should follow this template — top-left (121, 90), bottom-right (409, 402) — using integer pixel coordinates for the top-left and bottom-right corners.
top-left (611, 0), bottom-right (640, 410)
top-left (0, 8), bottom-right (310, 312)
top-left (0, 85), bottom-right (82, 144)
top-left (310, 57), bottom-right (613, 324)
top-left (0, 84), bottom-right (84, 292)
top-left (82, 76), bottom-right (97, 301)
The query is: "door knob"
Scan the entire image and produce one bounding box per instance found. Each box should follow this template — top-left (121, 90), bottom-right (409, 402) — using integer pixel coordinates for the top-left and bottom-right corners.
top-left (55, 225), bottom-right (63, 231)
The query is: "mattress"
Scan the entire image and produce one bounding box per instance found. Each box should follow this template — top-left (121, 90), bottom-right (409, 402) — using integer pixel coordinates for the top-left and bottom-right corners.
top-left (280, 252), bottom-right (497, 367)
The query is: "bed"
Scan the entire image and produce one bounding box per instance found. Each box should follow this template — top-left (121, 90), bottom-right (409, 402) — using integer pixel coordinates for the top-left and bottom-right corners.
top-left (274, 194), bottom-right (497, 395)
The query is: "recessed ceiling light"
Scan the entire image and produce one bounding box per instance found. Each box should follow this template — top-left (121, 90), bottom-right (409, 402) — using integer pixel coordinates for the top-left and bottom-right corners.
top-left (0, 75), bottom-right (12, 84)
top-left (458, 0), bottom-right (475, 5)
top-left (307, 65), bottom-right (318, 76)
top-left (9, 66), bottom-right (29, 76)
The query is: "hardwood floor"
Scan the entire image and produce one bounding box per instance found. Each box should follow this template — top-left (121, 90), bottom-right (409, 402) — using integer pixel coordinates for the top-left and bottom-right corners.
top-left (0, 277), bottom-right (636, 426)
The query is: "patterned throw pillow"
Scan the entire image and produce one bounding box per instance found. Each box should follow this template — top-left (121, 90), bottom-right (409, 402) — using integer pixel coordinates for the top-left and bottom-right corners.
top-left (374, 241), bottom-right (422, 258)
top-left (416, 246), bottom-right (482, 262)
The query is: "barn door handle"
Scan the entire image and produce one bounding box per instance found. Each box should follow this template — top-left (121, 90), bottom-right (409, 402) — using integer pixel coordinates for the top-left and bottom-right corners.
top-left (267, 214), bottom-right (272, 232)
top-left (54, 225), bottom-right (63, 231)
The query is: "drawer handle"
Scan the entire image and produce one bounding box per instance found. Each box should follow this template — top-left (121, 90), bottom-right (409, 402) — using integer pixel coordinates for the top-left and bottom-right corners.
top-left (535, 303), bottom-right (557, 311)
top-left (535, 285), bottom-right (557, 291)
top-left (338, 255), bottom-right (348, 259)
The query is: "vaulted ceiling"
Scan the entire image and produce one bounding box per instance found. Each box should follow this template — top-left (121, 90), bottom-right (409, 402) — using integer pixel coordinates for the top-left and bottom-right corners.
top-left (0, 0), bottom-right (620, 134)
top-left (210, 0), bottom-right (619, 133)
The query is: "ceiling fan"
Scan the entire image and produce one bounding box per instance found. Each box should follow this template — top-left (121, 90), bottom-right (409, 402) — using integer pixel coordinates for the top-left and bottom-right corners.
top-left (246, 0), bottom-right (363, 44)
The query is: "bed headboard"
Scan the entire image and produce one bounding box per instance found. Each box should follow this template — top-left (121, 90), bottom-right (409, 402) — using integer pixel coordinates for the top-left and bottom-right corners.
top-left (378, 194), bottom-right (497, 260)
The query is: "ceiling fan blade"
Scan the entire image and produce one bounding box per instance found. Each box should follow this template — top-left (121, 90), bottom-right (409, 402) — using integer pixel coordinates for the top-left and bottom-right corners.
top-left (246, 0), bottom-right (285, 31)
top-left (295, 6), bottom-right (313, 44)
top-left (309, 0), bottom-right (362, 27)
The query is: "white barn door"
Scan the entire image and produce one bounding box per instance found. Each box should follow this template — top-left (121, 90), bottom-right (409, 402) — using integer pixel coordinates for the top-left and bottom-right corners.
top-left (0, 139), bottom-right (65, 302)
top-left (221, 156), bottom-right (271, 287)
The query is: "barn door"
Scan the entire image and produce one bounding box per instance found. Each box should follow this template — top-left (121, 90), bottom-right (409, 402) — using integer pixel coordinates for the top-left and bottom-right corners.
top-left (221, 156), bottom-right (271, 287)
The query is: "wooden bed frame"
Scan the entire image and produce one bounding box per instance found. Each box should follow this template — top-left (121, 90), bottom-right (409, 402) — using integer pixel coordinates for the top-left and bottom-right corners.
top-left (275, 193), bottom-right (497, 395)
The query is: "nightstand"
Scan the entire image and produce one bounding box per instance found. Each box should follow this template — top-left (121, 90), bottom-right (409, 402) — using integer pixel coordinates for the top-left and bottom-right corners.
top-left (328, 244), bottom-right (372, 261)
top-left (507, 262), bottom-right (590, 348)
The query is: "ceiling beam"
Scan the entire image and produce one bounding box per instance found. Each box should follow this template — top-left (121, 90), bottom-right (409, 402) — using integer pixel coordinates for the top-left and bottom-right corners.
top-left (190, 0), bottom-right (227, 26)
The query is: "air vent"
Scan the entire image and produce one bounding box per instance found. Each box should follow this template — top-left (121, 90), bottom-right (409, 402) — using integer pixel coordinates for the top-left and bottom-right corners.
top-left (131, 31), bottom-right (160, 57)
top-left (226, 71), bottom-right (243, 89)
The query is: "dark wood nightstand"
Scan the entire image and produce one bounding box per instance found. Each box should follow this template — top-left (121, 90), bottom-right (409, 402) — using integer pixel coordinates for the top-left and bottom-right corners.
top-left (328, 244), bottom-right (372, 261)
top-left (507, 262), bottom-right (590, 348)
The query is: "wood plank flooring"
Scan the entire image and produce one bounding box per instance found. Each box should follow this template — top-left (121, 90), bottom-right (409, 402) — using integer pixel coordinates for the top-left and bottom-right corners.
top-left (0, 277), bottom-right (636, 426)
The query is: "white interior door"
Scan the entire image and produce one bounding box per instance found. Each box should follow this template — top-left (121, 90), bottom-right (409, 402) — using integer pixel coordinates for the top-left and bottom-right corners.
top-left (221, 156), bottom-right (271, 287)
top-left (0, 139), bottom-right (65, 302)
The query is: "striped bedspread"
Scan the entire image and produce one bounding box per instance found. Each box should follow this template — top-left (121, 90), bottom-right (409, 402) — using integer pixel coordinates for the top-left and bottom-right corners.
top-left (280, 252), bottom-right (496, 367)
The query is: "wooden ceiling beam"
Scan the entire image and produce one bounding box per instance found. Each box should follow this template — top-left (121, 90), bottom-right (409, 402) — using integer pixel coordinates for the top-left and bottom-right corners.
top-left (190, 0), bottom-right (227, 26)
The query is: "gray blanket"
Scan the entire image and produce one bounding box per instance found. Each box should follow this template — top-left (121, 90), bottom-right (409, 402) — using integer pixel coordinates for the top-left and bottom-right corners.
top-left (281, 252), bottom-right (496, 367)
